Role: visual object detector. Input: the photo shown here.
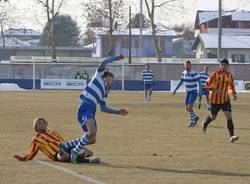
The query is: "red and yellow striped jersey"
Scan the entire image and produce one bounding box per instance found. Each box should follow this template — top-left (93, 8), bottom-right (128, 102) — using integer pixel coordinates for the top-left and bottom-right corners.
top-left (21, 129), bottom-right (64, 161)
top-left (205, 69), bottom-right (236, 104)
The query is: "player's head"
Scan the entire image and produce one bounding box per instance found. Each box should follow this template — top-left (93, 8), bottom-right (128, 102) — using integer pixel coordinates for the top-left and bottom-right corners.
top-left (204, 65), bottom-right (208, 72)
top-left (220, 58), bottom-right (229, 72)
top-left (104, 71), bottom-right (114, 88)
top-left (33, 118), bottom-right (48, 133)
top-left (184, 60), bottom-right (192, 71)
top-left (145, 63), bottom-right (150, 70)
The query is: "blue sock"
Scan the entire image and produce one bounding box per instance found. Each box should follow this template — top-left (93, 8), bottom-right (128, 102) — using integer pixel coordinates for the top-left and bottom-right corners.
top-left (193, 112), bottom-right (197, 118)
top-left (188, 112), bottom-right (194, 124)
top-left (63, 138), bottom-right (81, 149)
top-left (73, 134), bottom-right (90, 155)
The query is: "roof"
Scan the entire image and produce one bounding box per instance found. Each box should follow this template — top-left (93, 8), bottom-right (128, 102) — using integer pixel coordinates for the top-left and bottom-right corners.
top-left (192, 33), bottom-right (250, 49)
top-left (93, 27), bottom-right (177, 36)
top-left (4, 28), bottom-right (41, 36)
top-left (0, 37), bottom-right (31, 47)
top-left (231, 11), bottom-right (250, 21)
top-left (194, 10), bottom-right (250, 29)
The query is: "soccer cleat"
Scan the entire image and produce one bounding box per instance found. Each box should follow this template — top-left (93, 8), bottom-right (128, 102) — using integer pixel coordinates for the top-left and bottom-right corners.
top-left (89, 158), bottom-right (101, 164)
top-left (230, 135), bottom-right (239, 143)
top-left (202, 121), bottom-right (207, 132)
top-left (70, 150), bottom-right (78, 164)
top-left (188, 123), bottom-right (193, 127)
top-left (192, 116), bottom-right (199, 127)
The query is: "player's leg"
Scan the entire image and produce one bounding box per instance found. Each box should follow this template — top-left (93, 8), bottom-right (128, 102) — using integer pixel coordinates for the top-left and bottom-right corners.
top-left (198, 94), bottom-right (202, 109)
top-left (59, 138), bottom-right (81, 153)
top-left (71, 119), bottom-right (97, 163)
top-left (148, 88), bottom-right (152, 102)
top-left (144, 89), bottom-right (148, 102)
top-left (222, 102), bottom-right (239, 142)
top-left (187, 92), bottom-right (199, 127)
top-left (205, 90), bottom-right (211, 111)
top-left (202, 103), bottom-right (220, 132)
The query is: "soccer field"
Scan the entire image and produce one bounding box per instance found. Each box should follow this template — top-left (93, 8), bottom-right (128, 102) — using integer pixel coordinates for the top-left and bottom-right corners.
top-left (1, 91), bottom-right (250, 184)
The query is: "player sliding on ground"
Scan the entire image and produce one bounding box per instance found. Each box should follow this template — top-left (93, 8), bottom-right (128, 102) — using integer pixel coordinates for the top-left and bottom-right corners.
top-left (14, 118), bottom-right (99, 163)
top-left (202, 58), bottom-right (239, 143)
top-left (173, 60), bottom-right (202, 127)
top-left (60, 55), bottom-right (129, 164)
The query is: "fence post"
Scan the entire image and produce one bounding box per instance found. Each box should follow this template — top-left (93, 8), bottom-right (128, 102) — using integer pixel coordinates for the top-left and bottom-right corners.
top-left (32, 58), bottom-right (36, 90)
top-left (122, 61), bottom-right (124, 91)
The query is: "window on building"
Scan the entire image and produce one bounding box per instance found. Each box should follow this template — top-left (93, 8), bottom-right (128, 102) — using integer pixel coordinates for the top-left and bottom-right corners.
top-left (207, 49), bottom-right (217, 58)
top-left (231, 54), bottom-right (245, 63)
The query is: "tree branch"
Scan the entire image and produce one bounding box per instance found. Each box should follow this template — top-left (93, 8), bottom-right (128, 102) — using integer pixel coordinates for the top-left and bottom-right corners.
top-left (144, 0), bottom-right (151, 19)
top-left (154, 0), bottom-right (177, 7)
top-left (55, 0), bottom-right (65, 16)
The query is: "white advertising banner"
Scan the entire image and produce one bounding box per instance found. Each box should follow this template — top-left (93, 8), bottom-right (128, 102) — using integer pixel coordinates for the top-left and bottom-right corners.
top-left (41, 79), bottom-right (87, 90)
top-left (234, 80), bottom-right (244, 91)
top-left (170, 80), bottom-right (186, 92)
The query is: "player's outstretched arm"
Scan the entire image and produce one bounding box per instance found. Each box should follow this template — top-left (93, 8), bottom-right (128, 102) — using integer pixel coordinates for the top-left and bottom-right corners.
top-left (173, 80), bottom-right (183, 95)
top-left (100, 102), bottom-right (128, 116)
top-left (98, 54), bottom-right (124, 72)
top-left (14, 142), bottom-right (39, 161)
top-left (14, 155), bottom-right (26, 161)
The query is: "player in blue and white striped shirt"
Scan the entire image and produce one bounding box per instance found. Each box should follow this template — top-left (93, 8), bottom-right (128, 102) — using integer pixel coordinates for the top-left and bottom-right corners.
top-left (173, 60), bottom-right (202, 127)
top-left (60, 55), bottom-right (129, 164)
top-left (198, 66), bottom-right (211, 110)
top-left (141, 64), bottom-right (154, 102)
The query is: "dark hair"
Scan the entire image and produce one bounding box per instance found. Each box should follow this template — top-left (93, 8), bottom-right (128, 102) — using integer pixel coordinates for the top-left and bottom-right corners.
top-left (104, 71), bottom-right (114, 78)
top-left (185, 60), bottom-right (191, 64)
top-left (220, 58), bottom-right (229, 65)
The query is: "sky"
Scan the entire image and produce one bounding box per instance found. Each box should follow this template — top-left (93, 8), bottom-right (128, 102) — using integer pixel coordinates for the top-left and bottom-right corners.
top-left (3, 0), bottom-right (250, 33)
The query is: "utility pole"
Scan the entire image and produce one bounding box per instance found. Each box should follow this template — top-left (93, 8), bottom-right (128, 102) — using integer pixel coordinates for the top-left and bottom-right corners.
top-left (0, 0), bottom-right (8, 61)
top-left (51, 0), bottom-right (57, 62)
top-left (139, 0), bottom-right (143, 59)
top-left (218, 0), bottom-right (222, 62)
top-left (129, 6), bottom-right (132, 63)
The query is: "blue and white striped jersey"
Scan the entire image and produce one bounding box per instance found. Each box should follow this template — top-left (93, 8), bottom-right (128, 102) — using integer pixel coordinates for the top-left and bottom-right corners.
top-left (181, 70), bottom-right (200, 92)
top-left (79, 56), bottom-right (118, 109)
top-left (141, 69), bottom-right (154, 84)
top-left (199, 71), bottom-right (209, 88)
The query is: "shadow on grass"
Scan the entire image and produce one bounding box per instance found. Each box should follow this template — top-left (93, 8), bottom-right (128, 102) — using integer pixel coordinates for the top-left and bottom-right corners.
top-left (211, 125), bottom-right (250, 131)
top-left (98, 162), bottom-right (250, 177)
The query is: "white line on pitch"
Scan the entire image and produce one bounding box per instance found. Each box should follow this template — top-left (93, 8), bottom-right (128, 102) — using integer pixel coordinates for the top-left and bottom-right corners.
top-left (35, 160), bottom-right (105, 184)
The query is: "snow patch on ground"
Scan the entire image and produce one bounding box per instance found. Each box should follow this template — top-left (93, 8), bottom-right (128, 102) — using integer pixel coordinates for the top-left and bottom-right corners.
top-left (0, 83), bottom-right (25, 91)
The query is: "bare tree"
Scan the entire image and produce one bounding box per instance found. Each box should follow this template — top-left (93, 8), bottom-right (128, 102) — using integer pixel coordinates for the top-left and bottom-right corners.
top-left (35, 0), bottom-right (65, 61)
top-left (83, 0), bottom-right (125, 56)
top-left (0, 1), bottom-right (19, 59)
top-left (144, 0), bottom-right (187, 62)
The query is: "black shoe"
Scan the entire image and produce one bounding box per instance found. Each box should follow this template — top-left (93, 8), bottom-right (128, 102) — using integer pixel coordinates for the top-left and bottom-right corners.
top-left (188, 123), bottom-right (193, 127)
top-left (192, 116), bottom-right (199, 127)
top-left (202, 121), bottom-right (207, 132)
top-left (89, 158), bottom-right (101, 164)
